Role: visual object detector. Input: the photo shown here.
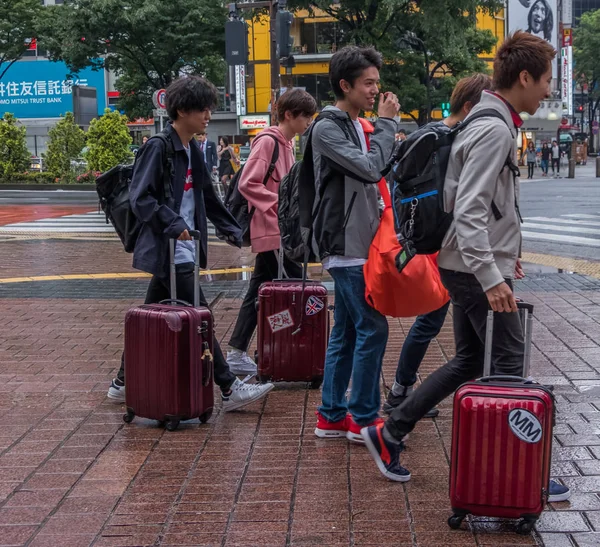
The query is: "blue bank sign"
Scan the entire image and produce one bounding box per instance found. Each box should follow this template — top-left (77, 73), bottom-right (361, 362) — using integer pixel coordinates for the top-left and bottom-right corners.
top-left (0, 60), bottom-right (106, 119)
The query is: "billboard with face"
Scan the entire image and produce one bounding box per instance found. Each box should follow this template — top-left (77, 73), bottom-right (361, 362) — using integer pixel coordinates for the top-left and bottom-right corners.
top-left (508, 0), bottom-right (558, 77)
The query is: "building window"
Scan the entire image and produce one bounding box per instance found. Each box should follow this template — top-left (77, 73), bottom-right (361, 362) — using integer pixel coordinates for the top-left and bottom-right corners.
top-left (297, 21), bottom-right (349, 55)
top-left (289, 75), bottom-right (334, 109)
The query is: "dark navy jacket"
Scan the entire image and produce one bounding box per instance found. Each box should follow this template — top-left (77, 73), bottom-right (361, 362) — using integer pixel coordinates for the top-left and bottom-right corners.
top-left (129, 123), bottom-right (242, 278)
top-left (205, 140), bottom-right (219, 172)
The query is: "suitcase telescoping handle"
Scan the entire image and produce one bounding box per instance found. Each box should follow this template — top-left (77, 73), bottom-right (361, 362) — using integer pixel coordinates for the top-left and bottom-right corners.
top-left (165, 229), bottom-right (202, 308)
top-left (482, 300), bottom-right (533, 379)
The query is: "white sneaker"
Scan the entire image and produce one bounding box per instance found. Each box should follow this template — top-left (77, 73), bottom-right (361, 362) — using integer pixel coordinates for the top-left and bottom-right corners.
top-left (221, 378), bottom-right (274, 412)
top-left (107, 378), bottom-right (125, 403)
top-left (227, 349), bottom-right (258, 375)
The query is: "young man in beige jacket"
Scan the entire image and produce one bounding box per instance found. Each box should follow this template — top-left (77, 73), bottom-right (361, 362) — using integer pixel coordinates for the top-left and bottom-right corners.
top-left (362, 31), bottom-right (570, 503)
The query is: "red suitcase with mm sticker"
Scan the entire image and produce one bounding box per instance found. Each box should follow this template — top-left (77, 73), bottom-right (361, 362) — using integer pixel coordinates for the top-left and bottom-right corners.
top-left (256, 280), bottom-right (328, 388)
top-left (448, 303), bottom-right (554, 535)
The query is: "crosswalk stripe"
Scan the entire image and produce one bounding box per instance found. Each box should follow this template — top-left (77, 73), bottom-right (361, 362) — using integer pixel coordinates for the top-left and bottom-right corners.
top-left (526, 217), bottom-right (600, 227)
top-left (523, 222), bottom-right (600, 236)
top-left (522, 231), bottom-right (600, 247)
top-left (562, 214), bottom-right (600, 220)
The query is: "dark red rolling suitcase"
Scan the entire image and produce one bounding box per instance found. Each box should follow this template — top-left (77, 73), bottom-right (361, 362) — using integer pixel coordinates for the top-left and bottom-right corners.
top-left (123, 232), bottom-right (214, 431)
top-left (256, 254), bottom-right (328, 387)
top-left (448, 303), bottom-right (554, 534)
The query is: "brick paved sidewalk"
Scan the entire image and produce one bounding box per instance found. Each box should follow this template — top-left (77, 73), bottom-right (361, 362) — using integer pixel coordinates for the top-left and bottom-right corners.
top-left (1, 244), bottom-right (600, 545)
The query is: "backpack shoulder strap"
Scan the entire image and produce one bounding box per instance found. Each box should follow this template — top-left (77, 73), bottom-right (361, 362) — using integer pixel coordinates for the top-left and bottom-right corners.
top-left (459, 108), bottom-right (509, 130)
top-left (315, 110), bottom-right (353, 141)
top-left (261, 133), bottom-right (280, 185)
top-left (149, 132), bottom-right (175, 202)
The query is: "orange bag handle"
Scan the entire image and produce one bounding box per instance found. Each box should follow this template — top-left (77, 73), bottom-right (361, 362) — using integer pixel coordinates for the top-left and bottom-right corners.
top-left (357, 117), bottom-right (392, 210)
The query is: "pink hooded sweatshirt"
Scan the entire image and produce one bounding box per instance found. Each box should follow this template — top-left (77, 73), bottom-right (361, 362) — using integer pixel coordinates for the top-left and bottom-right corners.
top-left (238, 126), bottom-right (295, 253)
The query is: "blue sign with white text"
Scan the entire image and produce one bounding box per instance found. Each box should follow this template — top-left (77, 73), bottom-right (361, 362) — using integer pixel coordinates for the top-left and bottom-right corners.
top-left (0, 60), bottom-right (106, 119)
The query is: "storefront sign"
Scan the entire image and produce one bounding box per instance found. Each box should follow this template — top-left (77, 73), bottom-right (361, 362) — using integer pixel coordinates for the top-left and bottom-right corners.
top-left (561, 47), bottom-right (573, 116)
top-left (239, 115), bottom-right (270, 130)
top-left (235, 65), bottom-right (247, 117)
top-left (563, 28), bottom-right (572, 47)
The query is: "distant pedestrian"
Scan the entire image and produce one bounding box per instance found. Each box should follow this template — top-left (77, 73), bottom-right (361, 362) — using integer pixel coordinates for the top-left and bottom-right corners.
top-left (540, 142), bottom-right (551, 176)
top-left (526, 141), bottom-right (537, 179)
top-left (197, 133), bottom-right (219, 174)
top-left (551, 139), bottom-right (560, 177)
top-left (218, 137), bottom-right (239, 193)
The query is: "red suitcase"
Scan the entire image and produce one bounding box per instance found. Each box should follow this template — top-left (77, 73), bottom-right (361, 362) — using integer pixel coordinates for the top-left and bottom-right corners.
top-left (448, 303), bottom-right (554, 535)
top-left (256, 277), bottom-right (328, 388)
top-left (123, 233), bottom-right (214, 431)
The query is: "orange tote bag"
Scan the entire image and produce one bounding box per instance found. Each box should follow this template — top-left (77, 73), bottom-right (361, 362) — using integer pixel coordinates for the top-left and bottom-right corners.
top-left (363, 178), bottom-right (450, 317)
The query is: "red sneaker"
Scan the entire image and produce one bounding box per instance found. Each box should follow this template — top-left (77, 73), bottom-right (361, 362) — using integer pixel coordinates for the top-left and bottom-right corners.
top-left (347, 416), bottom-right (385, 444)
top-left (314, 412), bottom-right (349, 439)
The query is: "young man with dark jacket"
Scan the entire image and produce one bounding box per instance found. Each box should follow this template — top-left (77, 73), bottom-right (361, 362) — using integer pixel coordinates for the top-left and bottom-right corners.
top-left (311, 46), bottom-right (399, 443)
top-left (107, 76), bottom-right (274, 412)
top-left (362, 32), bottom-right (570, 502)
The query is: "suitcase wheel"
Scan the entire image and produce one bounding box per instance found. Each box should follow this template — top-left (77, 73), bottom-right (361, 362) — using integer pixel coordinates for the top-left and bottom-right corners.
top-left (309, 378), bottom-right (323, 390)
top-left (516, 519), bottom-right (535, 535)
top-left (123, 409), bottom-right (135, 424)
top-left (447, 514), bottom-right (465, 530)
top-left (165, 419), bottom-right (180, 432)
top-left (199, 410), bottom-right (212, 424)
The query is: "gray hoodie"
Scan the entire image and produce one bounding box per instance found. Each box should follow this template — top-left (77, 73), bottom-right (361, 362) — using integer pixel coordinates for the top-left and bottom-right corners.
top-left (310, 106), bottom-right (396, 261)
top-left (438, 91), bottom-right (521, 292)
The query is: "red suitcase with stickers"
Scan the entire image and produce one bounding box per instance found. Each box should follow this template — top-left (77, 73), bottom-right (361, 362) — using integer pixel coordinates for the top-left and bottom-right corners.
top-left (448, 303), bottom-right (555, 535)
top-left (123, 233), bottom-right (214, 431)
top-left (256, 276), bottom-right (328, 388)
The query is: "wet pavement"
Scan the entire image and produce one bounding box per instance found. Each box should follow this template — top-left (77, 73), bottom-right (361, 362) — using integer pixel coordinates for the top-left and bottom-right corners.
top-left (0, 207), bottom-right (600, 546)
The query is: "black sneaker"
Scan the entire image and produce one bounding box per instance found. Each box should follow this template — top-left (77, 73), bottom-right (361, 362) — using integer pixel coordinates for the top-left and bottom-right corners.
top-left (383, 392), bottom-right (439, 418)
top-left (361, 423), bottom-right (411, 482)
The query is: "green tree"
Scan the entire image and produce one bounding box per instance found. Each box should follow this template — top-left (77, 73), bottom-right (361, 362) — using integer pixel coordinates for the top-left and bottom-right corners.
top-left (0, 113), bottom-right (30, 177)
top-left (37, 0), bottom-right (227, 119)
top-left (43, 112), bottom-right (86, 182)
top-left (573, 9), bottom-right (600, 150)
top-left (0, 0), bottom-right (41, 81)
top-left (289, 0), bottom-right (502, 124)
top-left (85, 109), bottom-right (133, 172)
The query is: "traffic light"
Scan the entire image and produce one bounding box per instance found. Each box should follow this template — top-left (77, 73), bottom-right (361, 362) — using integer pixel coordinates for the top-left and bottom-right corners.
top-left (441, 102), bottom-right (450, 117)
top-left (276, 10), bottom-right (294, 58)
top-left (225, 19), bottom-right (248, 66)
top-left (578, 105), bottom-right (584, 112)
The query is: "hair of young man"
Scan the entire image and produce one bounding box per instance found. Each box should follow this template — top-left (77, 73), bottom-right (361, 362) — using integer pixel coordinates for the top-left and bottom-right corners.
top-left (165, 76), bottom-right (219, 121)
top-left (493, 31), bottom-right (556, 91)
top-left (449, 73), bottom-right (494, 115)
top-left (527, 0), bottom-right (553, 41)
top-left (398, 129), bottom-right (406, 135)
top-left (276, 89), bottom-right (317, 121)
top-left (329, 46), bottom-right (383, 100)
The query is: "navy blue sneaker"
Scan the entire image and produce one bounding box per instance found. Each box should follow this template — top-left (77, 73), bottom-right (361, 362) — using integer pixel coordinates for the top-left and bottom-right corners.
top-left (361, 423), bottom-right (411, 482)
top-left (548, 480), bottom-right (570, 503)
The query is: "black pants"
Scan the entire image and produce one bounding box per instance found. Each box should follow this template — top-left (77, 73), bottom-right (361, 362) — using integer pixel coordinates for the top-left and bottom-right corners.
top-left (527, 162), bottom-right (535, 178)
top-left (117, 263), bottom-right (237, 392)
top-left (386, 268), bottom-right (524, 441)
top-left (229, 250), bottom-right (303, 352)
top-left (552, 158), bottom-right (560, 174)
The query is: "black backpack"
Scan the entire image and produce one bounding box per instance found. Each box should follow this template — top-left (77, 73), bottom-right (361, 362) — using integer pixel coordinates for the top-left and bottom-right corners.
top-left (392, 109), bottom-right (519, 262)
top-left (278, 111), bottom-right (351, 263)
top-left (96, 133), bottom-right (174, 253)
top-left (224, 134), bottom-right (279, 247)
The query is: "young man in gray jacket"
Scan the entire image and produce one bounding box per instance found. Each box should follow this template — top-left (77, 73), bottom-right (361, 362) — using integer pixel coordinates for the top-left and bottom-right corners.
top-left (362, 31), bottom-right (570, 502)
top-left (312, 46), bottom-right (399, 443)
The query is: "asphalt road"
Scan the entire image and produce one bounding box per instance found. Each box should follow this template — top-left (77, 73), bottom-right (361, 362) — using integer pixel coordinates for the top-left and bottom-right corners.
top-left (2, 163), bottom-right (600, 261)
top-left (0, 189), bottom-right (98, 205)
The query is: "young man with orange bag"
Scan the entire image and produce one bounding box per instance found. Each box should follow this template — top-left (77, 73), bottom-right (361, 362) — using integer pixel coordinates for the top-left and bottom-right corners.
top-left (310, 46), bottom-right (399, 443)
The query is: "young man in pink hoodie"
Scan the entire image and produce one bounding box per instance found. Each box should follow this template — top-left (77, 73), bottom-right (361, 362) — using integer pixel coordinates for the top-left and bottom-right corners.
top-left (227, 89), bottom-right (317, 374)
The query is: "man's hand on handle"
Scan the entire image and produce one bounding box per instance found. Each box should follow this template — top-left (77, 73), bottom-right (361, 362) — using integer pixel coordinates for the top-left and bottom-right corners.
top-left (178, 229), bottom-right (192, 241)
top-left (486, 282), bottom-right (518, 313)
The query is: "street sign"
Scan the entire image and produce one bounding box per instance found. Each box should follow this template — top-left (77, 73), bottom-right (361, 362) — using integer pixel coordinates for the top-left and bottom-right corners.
top-left (594, 127), bottom-right (599, 135)
top-left (153, 108), bottom-right (168, 117)
top-left (152, 89), bottom-right (167, 110)
top-left (593, 120), bottom-right (599, 128)
top-left (235, 65), bottom-right (247, 117)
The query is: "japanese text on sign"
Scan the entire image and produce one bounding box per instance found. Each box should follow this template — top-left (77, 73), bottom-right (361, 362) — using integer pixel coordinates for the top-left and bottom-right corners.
top-left (267, 309), bottom-right (294, 333)
top-left (0, 79), bottom-right (88, 107)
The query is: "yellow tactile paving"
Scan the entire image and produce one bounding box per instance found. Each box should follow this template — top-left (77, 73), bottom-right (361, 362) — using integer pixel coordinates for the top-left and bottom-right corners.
top-left (522, 252), bottom-right (600, 279)
top-left (0, 264), bottom-right (324, 285)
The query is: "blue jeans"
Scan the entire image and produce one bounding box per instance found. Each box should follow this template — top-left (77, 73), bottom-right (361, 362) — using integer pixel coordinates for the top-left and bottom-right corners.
top-left (319, 266), bottom-right (389, 425)
top-left (395, 301), bottom-right (450, 387)
top-left (541, 159), bottom-right (549, 174)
